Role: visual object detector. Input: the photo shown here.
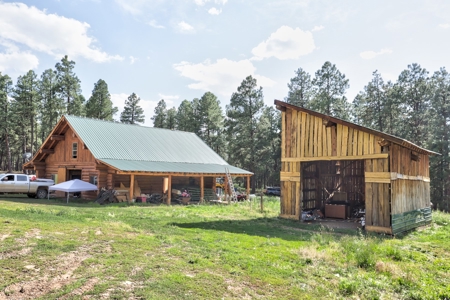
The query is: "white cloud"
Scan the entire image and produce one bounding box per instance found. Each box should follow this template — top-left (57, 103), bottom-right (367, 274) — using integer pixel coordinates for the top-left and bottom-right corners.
top-left (360, 48), bottom-right (393, 60)
top-left (439, 23), bottom-right (450, 29)
top-left (148, 20), bottom-right (165, 29)
top-left (177, 21), bottom-right (195, 33)
top-left (208, 7), bottom-right (222, 15)
top-left (110, 93), bottom-right (159, 126)
top-left (194, 0), bottom-right (208, 6)
top-left (129, 56), bottom-right (137, 64)
top-left (251, 26), bottom-right (315, 61)
top-left (0, 51), bottom-right (39, 73)
top-left (311, 25), bottom-right (324, 32)
top-left (173, 58), bottom-right (275, 97)
top-left (158, 93), bottom-right (179, 100)
top-left (115, 0), bottom-right (146, 15)
top-left (0, 3), bottom-right (122, 63)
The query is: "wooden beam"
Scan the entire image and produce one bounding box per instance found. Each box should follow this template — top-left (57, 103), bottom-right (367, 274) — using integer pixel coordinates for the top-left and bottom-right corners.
top-left (365, 172), bottom-right (391, 183)
top-left (279, 214), bottom-right (300, 220)
top-left (365, 225), bottom-right (393, 235)
top-left (129, 174), bottom-right (135, 202)
top-left (168, 175), bottom-right (172, 205)
top-left (40, 149), bottom-right (54, 154)
top-left (51, 135), bottom-right (65, 141)
top-left (200, 176), bottom-right (204, 203)
top-left (246, 176), bottom-right (250, 199)
top-left (282, 153), bottom-right (389, 162)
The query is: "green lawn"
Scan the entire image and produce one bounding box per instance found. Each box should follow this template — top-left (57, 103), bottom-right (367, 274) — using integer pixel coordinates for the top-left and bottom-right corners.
top-left (0, 196), bottom-right (449, 299)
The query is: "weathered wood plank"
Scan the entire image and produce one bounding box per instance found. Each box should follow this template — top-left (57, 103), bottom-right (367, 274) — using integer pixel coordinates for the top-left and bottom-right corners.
top-left (281, 111), bottom-right (286, 159)
top-left (300, 112), bottom-right (307, 157)
top-left (342, 125), bottom-right (349, 156)
top-left (281, 153), bottom-right (389, 162)
top-left (337, 124), bottom-right (342, 156)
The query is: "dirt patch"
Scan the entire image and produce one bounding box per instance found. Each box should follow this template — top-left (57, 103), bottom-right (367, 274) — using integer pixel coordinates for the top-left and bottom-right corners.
top-left (1, 245), bottom-right (92, 299)
top-left (59, 278), bottom-right (99, 300)
top-left (0, 234), bottom-right (10, 241)
top-left (0, 247), bottom-right (32, 260)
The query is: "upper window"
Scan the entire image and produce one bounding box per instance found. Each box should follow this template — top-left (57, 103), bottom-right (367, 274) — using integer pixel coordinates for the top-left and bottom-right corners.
top-left (72, 142), bottom-right (78, 159)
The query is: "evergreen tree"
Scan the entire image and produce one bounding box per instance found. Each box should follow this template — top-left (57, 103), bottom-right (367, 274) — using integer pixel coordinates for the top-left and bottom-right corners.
top-left (255, 106), bottom-right (281, 188)
top-left (55, 55), bottom-right (81, 115)
top-left (166, 107), bottom-right (177, 130)
top-left (286, 67), bottom-right (313, 107)
top-left (429, 67), bottom-right (450, 211)
top-left (151, 99), bottom-right (167, 128)
top-left (39, 69), bottom-right (64, 140)
top-left (190, 98), bottom-right (202, 135)
top-left (396, 63), bottom-right (431, 146)
top-left (311, 61), bottom-right (351, 120)
top-left (176, 100), bottom-right (194, 131)
top-left (226, 75), bottom-right (264, 193)
top-left (0, 73), bottom-right (13, 172)
top-left (11, 70), bottom-right (39, 159)
top-left (198, 92), bottom-right (224, 151)
top-left (352, 71), bottom-right (401, 134)
top-left (85, 79), bottom-right (117, 121)
top-left (120, 93), bottom-right (145, 124)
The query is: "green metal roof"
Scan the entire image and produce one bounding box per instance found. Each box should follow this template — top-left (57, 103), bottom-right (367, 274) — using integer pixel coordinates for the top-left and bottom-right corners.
top-left (64, 115), bottom-right (251, 175)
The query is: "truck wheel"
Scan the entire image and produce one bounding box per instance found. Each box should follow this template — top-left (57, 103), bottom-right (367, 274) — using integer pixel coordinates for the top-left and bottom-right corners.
top-left (27, 193), bottom-right (36, 198)
top-left (36, 189), bottom-right (47, 199)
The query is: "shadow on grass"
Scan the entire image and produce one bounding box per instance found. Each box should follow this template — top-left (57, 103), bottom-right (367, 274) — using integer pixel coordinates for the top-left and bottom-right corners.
top-left (0, 195), bottom-right (103, 208)
top-left (171, 217), bottom-right (361, 241)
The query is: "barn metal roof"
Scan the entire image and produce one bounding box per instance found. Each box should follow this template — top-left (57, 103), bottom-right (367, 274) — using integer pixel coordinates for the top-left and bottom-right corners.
top-left (26, 115), bottom-right (251, 175)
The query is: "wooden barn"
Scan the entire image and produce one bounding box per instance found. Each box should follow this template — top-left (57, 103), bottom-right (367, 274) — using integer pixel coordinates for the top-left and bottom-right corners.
top-left (275, 100), bottom-right (438, 235)
top-left (23, 115), bottom-right (251, 203)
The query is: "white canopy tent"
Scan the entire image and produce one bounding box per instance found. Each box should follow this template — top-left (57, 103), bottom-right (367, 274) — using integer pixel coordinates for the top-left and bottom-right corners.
top-left (48, 179), bottom-right (98, 203)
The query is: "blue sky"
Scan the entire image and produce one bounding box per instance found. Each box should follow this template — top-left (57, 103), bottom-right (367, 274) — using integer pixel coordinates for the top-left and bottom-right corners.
top-left (1, 0), bottom-right (450, 126)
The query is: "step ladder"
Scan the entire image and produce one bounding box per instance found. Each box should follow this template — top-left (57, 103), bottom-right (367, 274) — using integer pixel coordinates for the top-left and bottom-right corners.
top-left (225, 167), bottom-right (237, 202)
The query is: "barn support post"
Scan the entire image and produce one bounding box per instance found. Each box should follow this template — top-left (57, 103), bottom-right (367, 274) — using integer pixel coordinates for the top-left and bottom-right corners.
top-left (200, 176), bottom-right (204, 203)
top-left (130, 174), bottom-right (135, 202)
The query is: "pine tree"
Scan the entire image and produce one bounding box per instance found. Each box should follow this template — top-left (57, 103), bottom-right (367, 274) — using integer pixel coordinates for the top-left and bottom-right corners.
top-left (429, 67), bottom-right (450, 211)
top-left (352, 71), bottom-right (401, 134)
top-left (286, 67), bottom-right (313, 107)
top-left (0, 73), bottom-right (13, 172)
top-left (198, 92), bottom-right (224, 151)
top-left (39, 69), bottom-right (64, 140)
top-left (11, 70), bottom-right (40, 160)
top-left (226, 75), bottom-right (264, 192)
top-left (120, 93), bottom-right (145, 124)
top-left (55, 55), bottom-right (81, 115)
top-left (396, 63), bottom-right (431, 146)
top-left (151, 99), bottom-right (167, 128)
top-left (166, 107), bottom-right (177, 130)
top-left (311, 61), bottom-right (351, 120)
top-left (176, 100), bottom-right (194, 131)
top-left (85, 79), bottom-right (117, 121)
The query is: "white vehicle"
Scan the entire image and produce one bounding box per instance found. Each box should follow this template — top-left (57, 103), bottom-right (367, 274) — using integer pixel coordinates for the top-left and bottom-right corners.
top-left (0, 174), bottom-right (54, 199)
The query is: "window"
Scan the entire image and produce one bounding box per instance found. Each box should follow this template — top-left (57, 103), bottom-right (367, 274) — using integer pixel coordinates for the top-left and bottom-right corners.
top-left (72, 142), bottom-right (78, 159)
top-left (89, 175), bottom-right (98, 186)
top-left (17, 175), bottom-right (28, 182)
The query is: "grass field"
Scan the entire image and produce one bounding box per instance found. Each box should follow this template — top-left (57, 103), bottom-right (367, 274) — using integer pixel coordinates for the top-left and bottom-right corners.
top-left (0, 196), bottom-right (449, 300)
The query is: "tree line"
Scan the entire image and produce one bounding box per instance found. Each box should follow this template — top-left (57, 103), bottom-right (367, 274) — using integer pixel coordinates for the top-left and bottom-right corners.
top-left (0, 57), bottom-right (448, 210)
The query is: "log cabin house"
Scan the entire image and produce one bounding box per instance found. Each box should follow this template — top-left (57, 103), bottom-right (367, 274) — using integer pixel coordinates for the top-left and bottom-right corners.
top-left (275, 100), bottom-right (438, 235)
top-left (23, 115), bottom-right (252, 203)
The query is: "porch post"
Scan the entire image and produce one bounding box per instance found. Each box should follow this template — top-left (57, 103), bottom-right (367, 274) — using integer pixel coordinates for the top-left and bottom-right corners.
top-left (200, 176), bottom-right (204, 203)
top-left (246, 175), bottom-right (250, 199)
top-left (167, 175), bottom-right (172, 205)
top-left (130, 174), bottom-right (135, 202)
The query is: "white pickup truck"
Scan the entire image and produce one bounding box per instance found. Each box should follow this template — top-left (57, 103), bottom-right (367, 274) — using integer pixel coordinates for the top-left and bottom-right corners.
top-left (0, 174), bottom-right (54, 199)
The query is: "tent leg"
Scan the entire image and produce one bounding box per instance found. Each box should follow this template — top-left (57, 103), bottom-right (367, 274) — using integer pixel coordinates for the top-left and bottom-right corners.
top-left (67, 193), bottom-right (69, 204)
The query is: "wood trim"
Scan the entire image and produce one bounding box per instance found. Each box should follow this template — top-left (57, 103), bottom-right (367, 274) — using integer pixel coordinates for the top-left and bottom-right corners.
top-left (129, 174), bottom-right (135, 202)
top-left (365, 172), bottom-right (391, 183)
top-left (282, 153), bottom-right (389, 162)
top-left (279, 214), bottom-right (300, 220)
top-left (365, 226), bottom-right (393, 235)
top-left (280, 171), bottom-right (300, 177)
top-left (390, 173), bottom-right (430, 182)
top-left (280, 176), bottom-right (301, 182)
top-left (40, 149), bottom-right (54, 154)
top-left (51, 135), bottom-right (65, 141)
